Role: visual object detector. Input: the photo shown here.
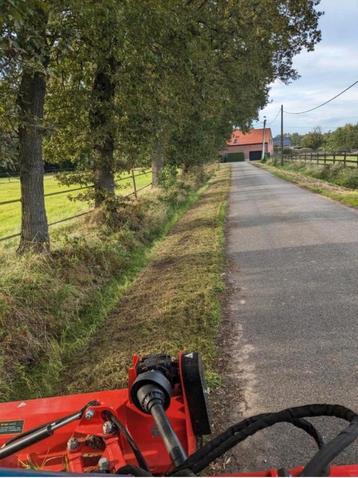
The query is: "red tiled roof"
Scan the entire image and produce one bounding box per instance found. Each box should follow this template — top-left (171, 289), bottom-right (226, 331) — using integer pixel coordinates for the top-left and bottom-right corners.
top-left (227, 128), bottom-right (272, 146)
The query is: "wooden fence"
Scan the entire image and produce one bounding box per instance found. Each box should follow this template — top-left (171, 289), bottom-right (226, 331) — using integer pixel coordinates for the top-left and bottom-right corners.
top-left (0, 169), bottom-right (152, 243)
top-left (282, 151), bottom-right (358, 167)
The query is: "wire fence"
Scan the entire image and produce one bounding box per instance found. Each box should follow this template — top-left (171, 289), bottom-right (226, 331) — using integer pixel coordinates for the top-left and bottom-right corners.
top-left (281, 151), bottom-right (358, 167)
top-left (0, 166), bottom-right (76, 180)
top-left (0, 169), bottom-right (152, 244)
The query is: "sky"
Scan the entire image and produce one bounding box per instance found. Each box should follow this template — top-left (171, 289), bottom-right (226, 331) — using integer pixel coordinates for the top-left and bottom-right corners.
top-left (252, 0), bottom-right (358, 137)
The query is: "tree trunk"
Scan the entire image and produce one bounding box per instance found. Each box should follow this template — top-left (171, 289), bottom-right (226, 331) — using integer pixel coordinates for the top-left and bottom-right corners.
top-left (90, 58), bottom-right (117, 207)
top-left (94, 141), bottom-right (116, 207)
top-left (151, 141), bottom-right (164, 187)
top-left (17, 69), bottom-right (49, 253)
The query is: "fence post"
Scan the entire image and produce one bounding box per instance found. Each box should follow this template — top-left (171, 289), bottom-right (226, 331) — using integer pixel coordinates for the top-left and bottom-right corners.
top-left (343, 151), bottom-right (347, 167)
top-left (317, 152), bottom-right (319, 165)
top-left (333, 152), bottom-right (335, 165)
top-left (131, 169), bottom-right (137, 198)
top-left (324, 151), bottom-right (326, 165)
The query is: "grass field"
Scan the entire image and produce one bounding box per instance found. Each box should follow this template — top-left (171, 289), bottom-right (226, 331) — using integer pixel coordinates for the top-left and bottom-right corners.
top-left (0, 171), bottom-right (152, 240)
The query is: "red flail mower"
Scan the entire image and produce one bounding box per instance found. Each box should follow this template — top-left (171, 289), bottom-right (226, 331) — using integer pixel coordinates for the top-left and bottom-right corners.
top-left (0, 352), bottom-right (356, 476)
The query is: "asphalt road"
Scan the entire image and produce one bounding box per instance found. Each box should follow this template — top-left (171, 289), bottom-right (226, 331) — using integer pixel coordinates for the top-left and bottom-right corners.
top-left (224, 162), bottom-right (358, 472)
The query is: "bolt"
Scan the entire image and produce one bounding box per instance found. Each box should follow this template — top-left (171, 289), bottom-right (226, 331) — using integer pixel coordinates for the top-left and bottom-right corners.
top-left (102, 420), bottom-right (116, 435)
top-left (67, 437), bottom-right (79, 451)
top-left (85, 408), bottom-right (95, 420)
top-left (98, 457), bottom-right (110, 472)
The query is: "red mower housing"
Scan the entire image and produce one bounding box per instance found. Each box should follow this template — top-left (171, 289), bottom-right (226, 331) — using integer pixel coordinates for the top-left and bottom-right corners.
top-left (0, 352), bottom-right (356, 477)
top-left (0, 353), bottom-right (202, 475)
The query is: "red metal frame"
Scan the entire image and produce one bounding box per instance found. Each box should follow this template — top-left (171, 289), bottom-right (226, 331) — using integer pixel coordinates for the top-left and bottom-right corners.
top-left (0, 354), bottom-right (196, 474)
top-left (0, 354), bottom-right (356, 476)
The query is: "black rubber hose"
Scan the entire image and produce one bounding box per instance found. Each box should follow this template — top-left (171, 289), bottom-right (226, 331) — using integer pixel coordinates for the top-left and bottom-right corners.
top-left (102, 411), bottom-right (149, 472)
top-left (290, 418), bottom-right (324, 448)
top-left (300, 417), bottom-right (358, 477)
top-left (174, 404), bottom-right (356, 474)
top-left (173, 416), bottom-right (321, 474)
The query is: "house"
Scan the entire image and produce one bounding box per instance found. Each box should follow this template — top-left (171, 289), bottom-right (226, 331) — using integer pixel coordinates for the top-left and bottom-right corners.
top-left (220, 128), bottom-right (273, 161)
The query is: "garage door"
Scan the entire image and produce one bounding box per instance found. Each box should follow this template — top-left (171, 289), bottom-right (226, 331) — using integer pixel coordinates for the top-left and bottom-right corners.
top-left (249, 150), bottom-right (262, 161)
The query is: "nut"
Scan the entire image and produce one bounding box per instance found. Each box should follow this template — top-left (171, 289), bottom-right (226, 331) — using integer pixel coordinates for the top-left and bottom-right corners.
top-left (98, 457), bottom-right (110, 472)
top-left (85, 408), bottom-right (95, 420)
top-left (102, 420), bottom-right (116, 435)
top-left (67, 437), bottom-right (79, 451)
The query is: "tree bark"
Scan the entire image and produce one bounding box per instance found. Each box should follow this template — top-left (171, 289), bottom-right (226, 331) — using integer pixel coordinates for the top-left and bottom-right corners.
top-left (17, 69), bottom-right (49, 253)
top-left (151, 140), bottom-right (164, 187)
top-left (90, 58), bottom-right (117, 207)
top-left (94, 143), bottom-right (115, 207)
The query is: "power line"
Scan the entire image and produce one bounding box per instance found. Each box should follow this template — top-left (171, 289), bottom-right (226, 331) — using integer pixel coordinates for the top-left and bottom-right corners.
top-left (284, 79), bottom-right (358, 115)
top-left (267, 107), bottom-right (281, 125)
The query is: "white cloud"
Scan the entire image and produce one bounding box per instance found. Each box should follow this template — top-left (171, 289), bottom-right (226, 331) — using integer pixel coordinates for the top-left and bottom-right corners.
top-left (254, 0), bottom-right (358, 135)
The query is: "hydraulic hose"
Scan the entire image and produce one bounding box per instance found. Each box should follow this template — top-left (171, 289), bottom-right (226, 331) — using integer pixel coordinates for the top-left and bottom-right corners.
top-left (102, 410), bottom-right (149, 472)
top-left (174, 404), bottom-right (357, 475)
top-left (300, 416), bottom-right (358, 476)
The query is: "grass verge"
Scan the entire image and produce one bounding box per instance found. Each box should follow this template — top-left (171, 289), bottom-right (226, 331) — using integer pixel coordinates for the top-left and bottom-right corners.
top-left (258, 161), bottom-right (358, 208)
top-left (57, 164), bottom-right (231, 395)
top-left (0, 165), bottom-right (230, 400)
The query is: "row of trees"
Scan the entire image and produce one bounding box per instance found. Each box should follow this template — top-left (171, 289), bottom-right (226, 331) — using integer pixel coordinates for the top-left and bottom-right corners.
top-left (284, 124), bottom-right (358, 151)
top-left (0, 0), bottom-right (321, 253)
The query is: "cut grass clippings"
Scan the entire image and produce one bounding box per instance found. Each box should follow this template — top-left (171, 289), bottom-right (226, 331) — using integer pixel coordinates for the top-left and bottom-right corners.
top-left (58, 165), bottom-right (231, 395)
top-left (257, 162), bottom-right (358, 208)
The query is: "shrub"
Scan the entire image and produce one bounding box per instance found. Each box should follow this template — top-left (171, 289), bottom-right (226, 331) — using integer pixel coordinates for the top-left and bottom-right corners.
top-left (335, 168), bottom-right (358, 189)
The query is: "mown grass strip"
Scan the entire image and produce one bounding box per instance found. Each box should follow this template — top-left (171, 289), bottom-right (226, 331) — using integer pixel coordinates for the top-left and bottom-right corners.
top-left (58, 165), bottom-right (231, 395)
top-left (21, 186), bottom-right (207, 399)
top-left (1, 165), bottom-right (229, 401)
top-left (257, 162), bottom-right (358, 208)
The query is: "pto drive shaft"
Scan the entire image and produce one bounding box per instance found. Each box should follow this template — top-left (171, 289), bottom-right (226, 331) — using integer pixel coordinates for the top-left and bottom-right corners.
top-left (131, 369), bottom-right (187, 468)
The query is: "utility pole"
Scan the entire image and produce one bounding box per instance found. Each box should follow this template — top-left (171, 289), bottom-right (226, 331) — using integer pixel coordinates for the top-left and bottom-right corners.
top-left (261, 116), bottom-right (267, 160)
top-left (280, 104), bottom-right (284, 165)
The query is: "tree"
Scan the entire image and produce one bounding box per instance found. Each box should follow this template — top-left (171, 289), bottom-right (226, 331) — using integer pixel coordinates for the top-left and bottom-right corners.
top-left (289, 133), bottom-right (302, 147)
top-left (1, 1), bottom-right (54, 252)
top-left (44, 0), bottom-right (322, 187)
top-left (301, 127), bottom-right (324, 150)
top-left (326, 123), bottom-right (358, 152)
top-left (0, 0), bottom-right (322, 252)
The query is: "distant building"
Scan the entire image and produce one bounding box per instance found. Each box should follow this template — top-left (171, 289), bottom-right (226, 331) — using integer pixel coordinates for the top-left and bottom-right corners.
top-left (273, 135), bottom-right (293, 148)
top-left (220, 128), bottom-right (273, 161)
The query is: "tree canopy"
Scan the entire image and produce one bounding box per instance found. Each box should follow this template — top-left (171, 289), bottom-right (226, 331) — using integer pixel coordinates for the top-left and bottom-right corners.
top-left (286, 123), bottom-right (358, 151)
top-left (0, 0), bottom-right (322, 251)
